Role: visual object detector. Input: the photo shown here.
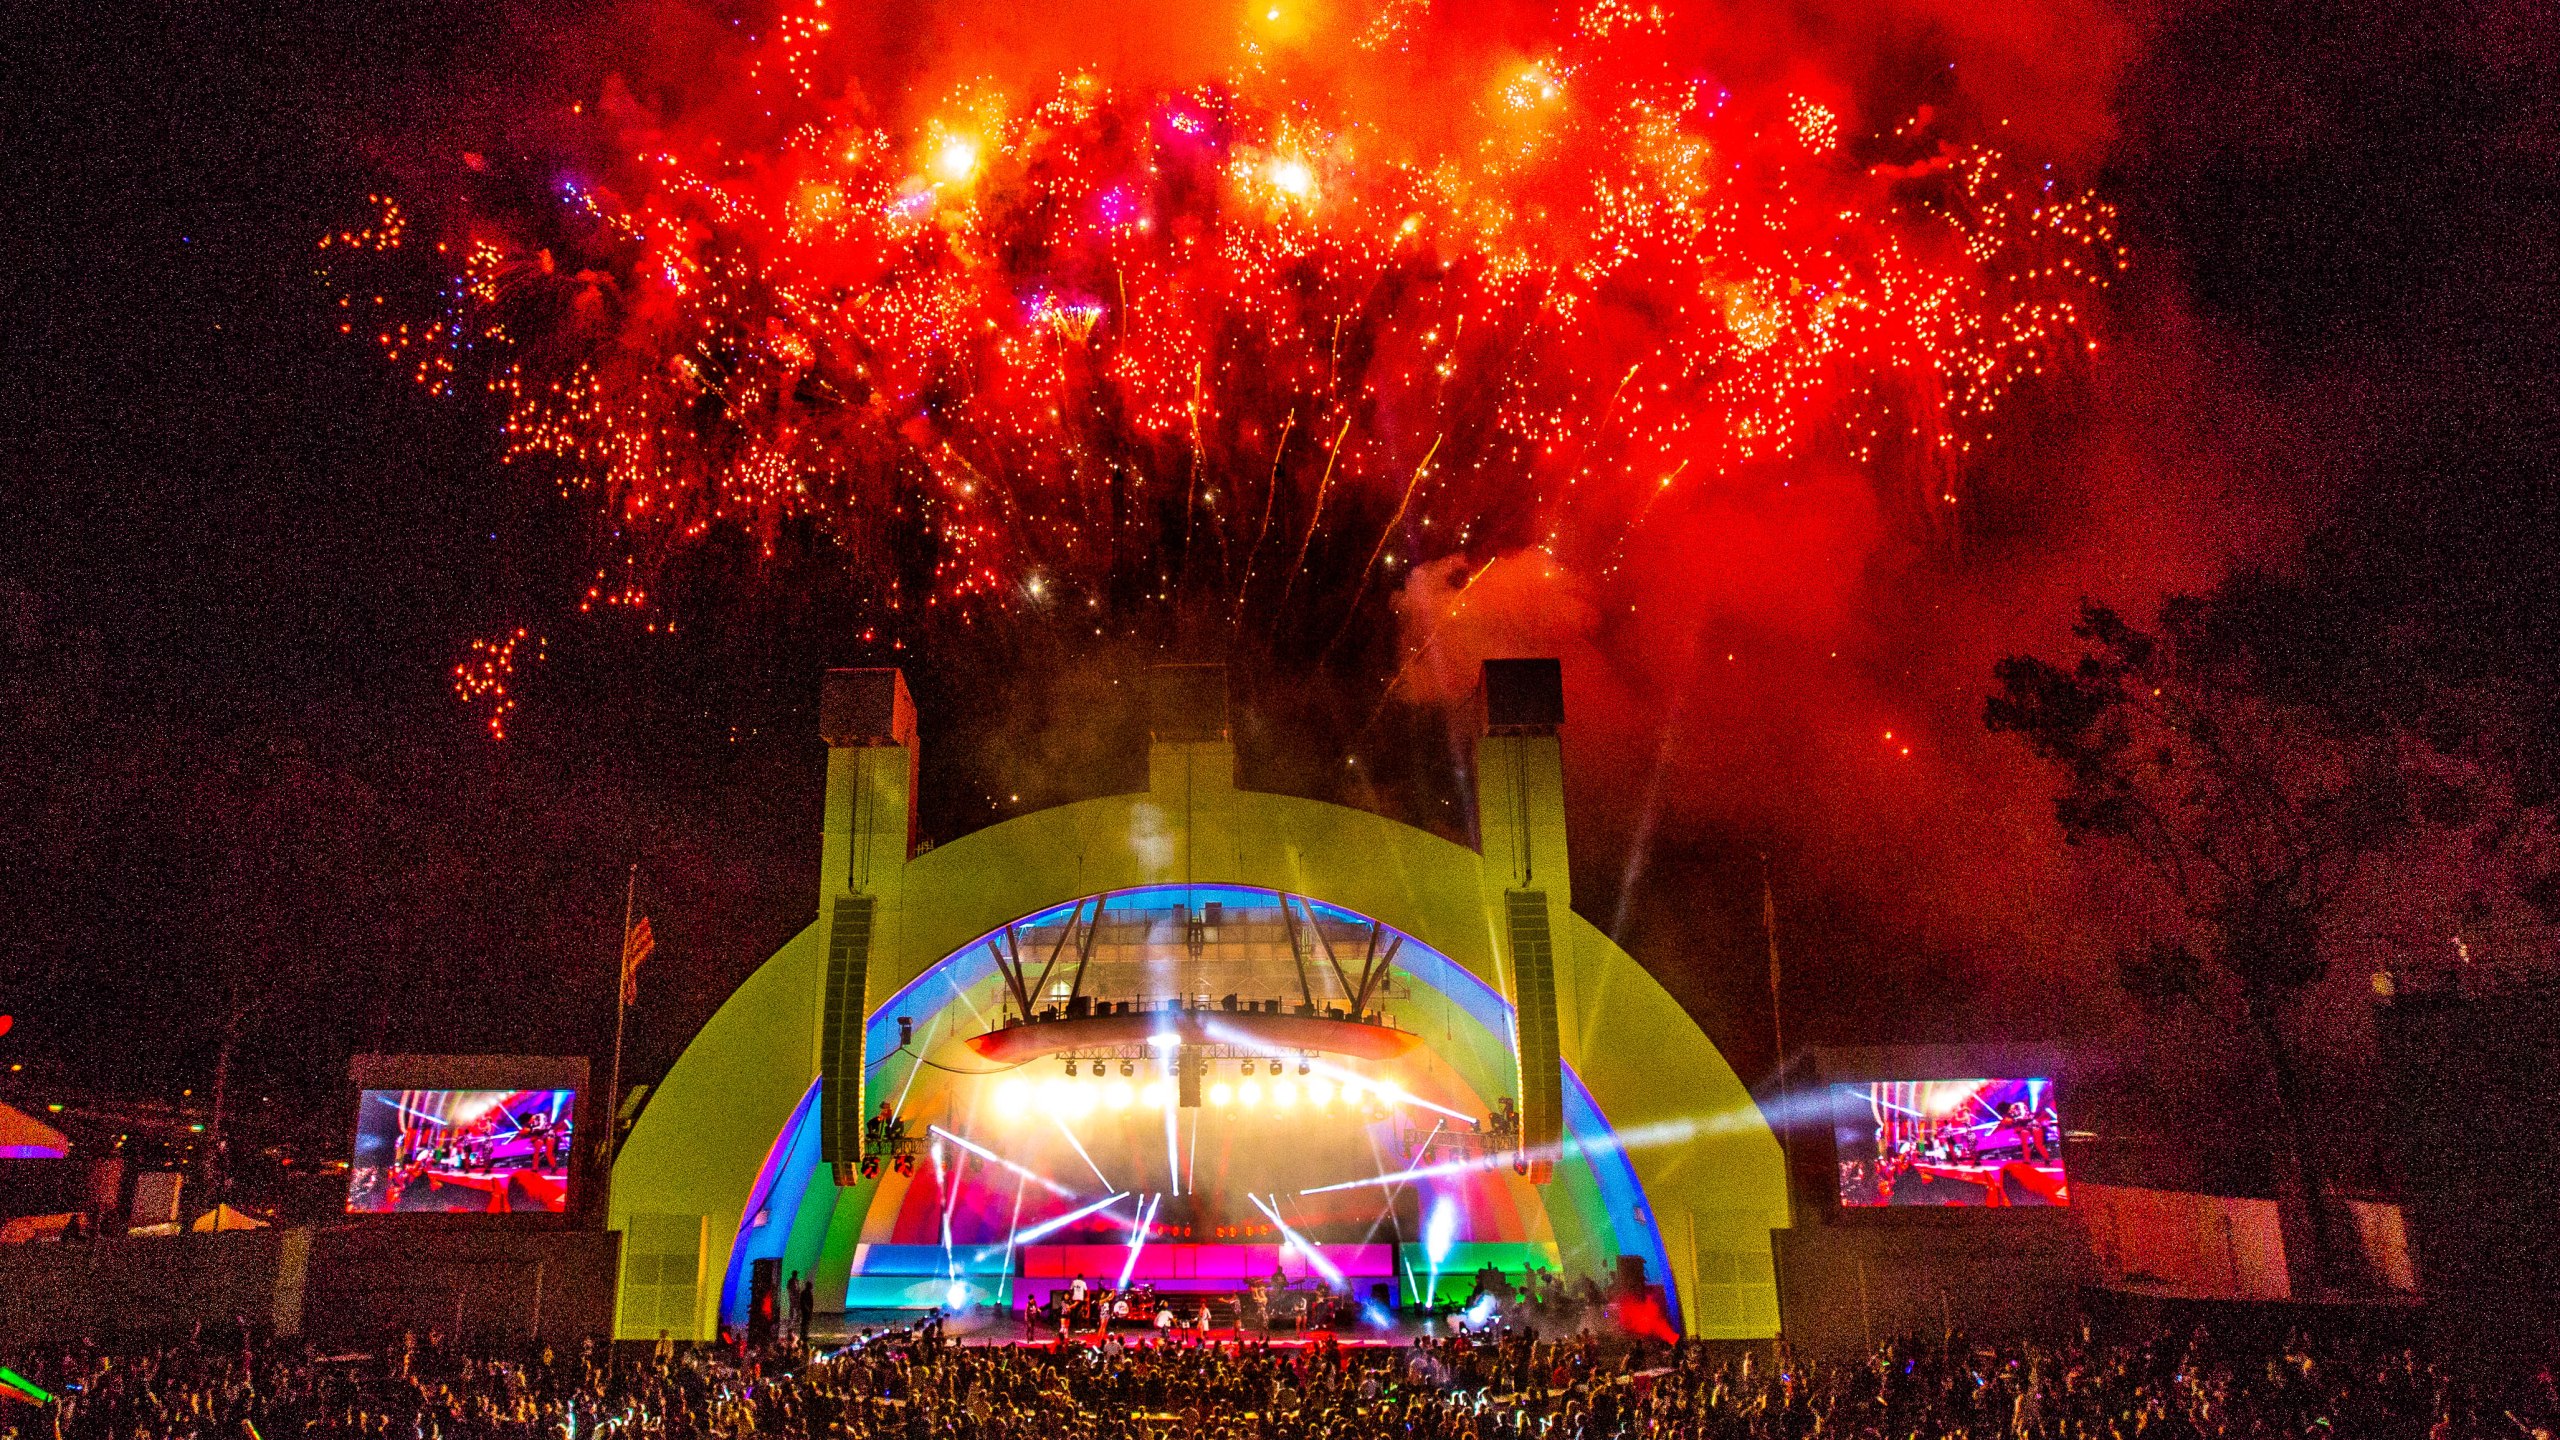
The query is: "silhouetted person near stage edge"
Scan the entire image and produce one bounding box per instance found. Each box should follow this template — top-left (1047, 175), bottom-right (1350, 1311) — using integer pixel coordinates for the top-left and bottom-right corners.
top-left (788, 1269), bottom-right (814, 1348)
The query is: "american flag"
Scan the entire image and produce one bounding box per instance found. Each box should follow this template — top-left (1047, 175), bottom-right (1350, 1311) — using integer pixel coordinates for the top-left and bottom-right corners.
top-left (620, 915), bottom-right (655, 1006)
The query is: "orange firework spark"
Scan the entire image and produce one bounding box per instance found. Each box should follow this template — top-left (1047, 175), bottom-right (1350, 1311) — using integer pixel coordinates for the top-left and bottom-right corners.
top-left (328, 0), bottom-right (2125, 655)
top-left (451, 628), bottom-right (546, 740)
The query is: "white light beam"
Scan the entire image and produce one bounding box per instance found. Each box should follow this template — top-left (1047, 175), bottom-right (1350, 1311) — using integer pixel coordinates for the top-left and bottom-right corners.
top-left (975, 1190), bottom-right (1128, 1260)
top-left (1248, 1192), bottom-right (1346, 1288)
top-left (929, 1124), bottom-right (1080, 1199)
top-left (1116, 1193), bottom-right (1162, 1290)
top-left (1055, 1116), bottom-right (1112, 1191)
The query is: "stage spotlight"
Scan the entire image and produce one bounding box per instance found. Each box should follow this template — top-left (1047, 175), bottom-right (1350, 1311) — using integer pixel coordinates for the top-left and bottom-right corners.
top-left (1105, 1081), bottom-right (1134, 1110)
top-left (996, 1079), bottom-right (1031, 1120)
top-left (1341, 1079), bottom-right (1367, 1109)
top-left (1238, 1078), bottom-right (1263, 1107)
top-left (1140, 1080), bottom-right (1171, 1109)
top-left (1298, 1059), bottom-right (1310, 1076)
top-left (1067, 1083), bottom-right (1097, 1117)
top-left (1306, 1077), bottom-right (1334, 1108)
top-left (1120, 1060), bottom-right (1135, 1078)
top-left (1041, 1078), bottom-right (1071, 1115)
top-left (1209, 1081), bottom-right (1235, 1107)
top-left (1271, 1079), bottom-right (1298, 1109)
top-left (1065, 1059), bottom-right (1077, 1077)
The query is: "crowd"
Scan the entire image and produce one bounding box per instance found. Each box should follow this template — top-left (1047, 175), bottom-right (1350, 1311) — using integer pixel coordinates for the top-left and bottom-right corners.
top-left (4, 1314), bottom-right (2556, 1440)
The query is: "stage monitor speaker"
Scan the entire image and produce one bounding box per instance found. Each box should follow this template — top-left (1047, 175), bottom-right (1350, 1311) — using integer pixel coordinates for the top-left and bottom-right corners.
top-left (1615, 1255), bottom-right (1649, 1299)
top-left (749, 1258), bottom-right (781, 1344)
top-left (820, 892), bottom-right (876, 1184)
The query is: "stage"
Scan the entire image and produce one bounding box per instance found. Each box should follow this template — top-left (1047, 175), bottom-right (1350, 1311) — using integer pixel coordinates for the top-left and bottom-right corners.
top-left (817, 1303), bottom-right (1614, 1350)
top-left (611, 665), bottom-right (1792, 1343)
top-left (825, 1308), bottom-right (1411, 1347)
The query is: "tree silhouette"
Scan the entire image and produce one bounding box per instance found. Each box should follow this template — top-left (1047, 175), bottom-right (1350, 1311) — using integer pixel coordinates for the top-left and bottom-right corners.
top-left (192, 733), bottom-right (392, 1210)
top-left (1987, 577), bottom-right (2442, 1284)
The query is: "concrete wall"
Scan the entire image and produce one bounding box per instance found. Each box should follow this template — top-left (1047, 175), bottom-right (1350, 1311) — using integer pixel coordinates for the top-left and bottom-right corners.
top-left (2078, 1184), bottom-right (2417, 1304)
top-left (0, 1227), bottom-right (619, 1347)
top-left (1773, 1221), bottom-right (2090, 1354)
top-left (1774, 1187), bottom-right (2413, 1353)
top-left (0, 1229), bottom-right (307, 1346)
top-left (303, 1227), bottom-right (620, 1343)
top-left (2077, 1183), bottom-right (2292, 1301)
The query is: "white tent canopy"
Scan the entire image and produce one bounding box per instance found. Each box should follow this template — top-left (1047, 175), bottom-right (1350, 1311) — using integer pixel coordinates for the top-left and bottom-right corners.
top-left (190, 1203), bottom-right (269, 1233)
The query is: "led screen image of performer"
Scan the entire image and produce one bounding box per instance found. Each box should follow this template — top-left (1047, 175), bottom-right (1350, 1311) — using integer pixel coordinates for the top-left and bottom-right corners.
top-left (1834, 1078), bottom-right (2066, 1208)
top-left (345, 1088), bottom-right (576, 1214)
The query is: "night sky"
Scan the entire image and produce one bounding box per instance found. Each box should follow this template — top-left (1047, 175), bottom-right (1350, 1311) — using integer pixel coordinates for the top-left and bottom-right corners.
top-left (2, 0), bottom-right (2553, 1182)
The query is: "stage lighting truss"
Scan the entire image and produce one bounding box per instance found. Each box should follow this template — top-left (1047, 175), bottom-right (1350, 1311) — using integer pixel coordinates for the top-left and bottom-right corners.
top-left (856, 1103), bottom-right (920, 1179)
top-left (999, 1045), bottom-right (1399, 1118)
top-left (1047, 1043), bottom-right (1322, 1075)
top-left (971, 891), bottom-right (1415, 1044)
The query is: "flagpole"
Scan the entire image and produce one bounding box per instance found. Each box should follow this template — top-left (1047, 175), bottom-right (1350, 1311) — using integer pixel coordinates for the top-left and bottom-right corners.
top-left (1763, 854), bottom-right (1795, 1230)
top-left (604, 863), bottom-right (635, 1215)
top-left (1761, 852), bottom-right (1796, 1354)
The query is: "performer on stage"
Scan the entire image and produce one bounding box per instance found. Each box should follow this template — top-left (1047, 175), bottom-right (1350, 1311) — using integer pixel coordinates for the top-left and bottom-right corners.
top-left (1996, 1100), bottom-right (2058, 1163)
top-left (524, 1109), bottom-right (559, 1170)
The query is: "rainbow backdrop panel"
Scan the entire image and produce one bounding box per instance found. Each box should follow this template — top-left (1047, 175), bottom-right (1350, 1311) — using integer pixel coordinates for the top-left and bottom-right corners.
top-left (722, 884), bottom-right (1673, 1326)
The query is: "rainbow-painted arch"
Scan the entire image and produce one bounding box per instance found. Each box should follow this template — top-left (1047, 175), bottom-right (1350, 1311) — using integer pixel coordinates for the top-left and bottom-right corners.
top-left (720, 884), bottom-right (1674, 1326)
top-left (609, 686), bottom-right (1787, 1339)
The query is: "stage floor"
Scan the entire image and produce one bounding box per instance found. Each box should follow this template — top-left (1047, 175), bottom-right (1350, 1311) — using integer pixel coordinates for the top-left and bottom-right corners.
top-left (823, 1307), bottom-right (1453, 1348)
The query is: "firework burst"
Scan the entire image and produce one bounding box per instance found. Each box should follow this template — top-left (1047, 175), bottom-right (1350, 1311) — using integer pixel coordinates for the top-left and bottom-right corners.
top-left (330, 0), bottom-right (2124, 686)
top-left (451, 628), bottom-right (546, 739)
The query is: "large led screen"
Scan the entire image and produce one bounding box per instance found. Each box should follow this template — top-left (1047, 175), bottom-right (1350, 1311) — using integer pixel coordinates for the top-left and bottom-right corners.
top-left (346, 1088), bottom-right (575, 1214)
top-left (1834, 1078), bottom-right (2066, 1208)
